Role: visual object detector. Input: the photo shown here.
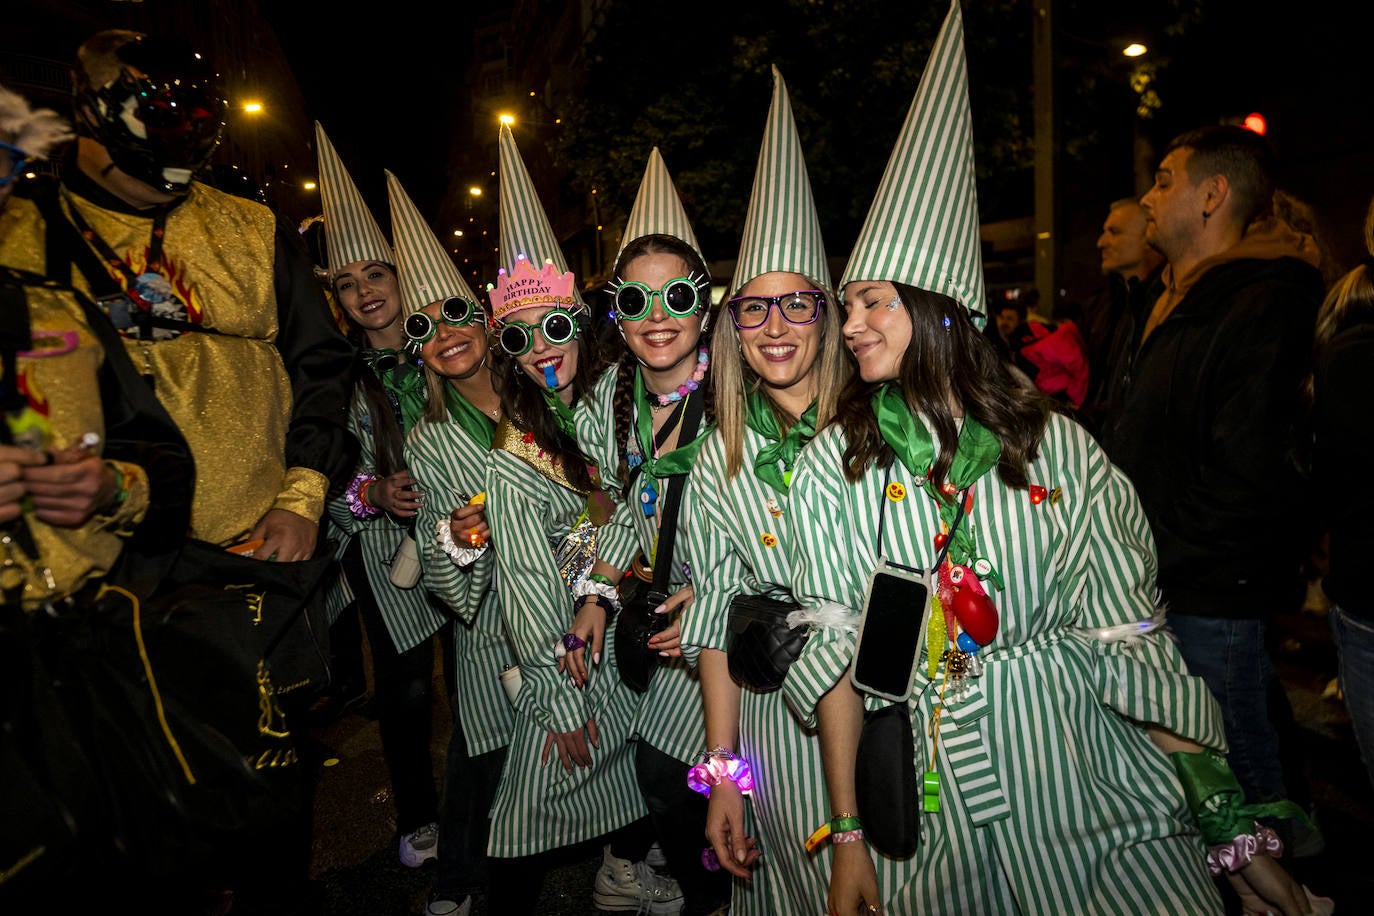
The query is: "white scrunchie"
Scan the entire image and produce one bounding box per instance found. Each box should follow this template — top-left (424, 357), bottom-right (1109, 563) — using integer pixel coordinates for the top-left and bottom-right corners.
top-left (572, 578), bottom-right (621, 610)
top-left (436, 516), bottom-right (486, 567)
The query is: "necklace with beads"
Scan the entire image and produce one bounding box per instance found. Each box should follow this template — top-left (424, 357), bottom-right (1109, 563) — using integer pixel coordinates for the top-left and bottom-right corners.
top-left (646, 347), bottom-right (709, 407)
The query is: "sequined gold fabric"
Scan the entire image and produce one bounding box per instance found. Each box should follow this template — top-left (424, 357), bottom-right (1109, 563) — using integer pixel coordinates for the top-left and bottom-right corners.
top-left (7, 282), bottom-right (150, 610)
top-left (0, 187), bottom-right (306, 544)
top-left (491, 417), bottom-right (586, 495)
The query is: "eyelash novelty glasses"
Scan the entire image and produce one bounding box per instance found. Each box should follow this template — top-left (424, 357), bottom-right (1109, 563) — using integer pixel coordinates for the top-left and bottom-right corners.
top-left (497, 307), bottom-right (581, 356)
top-left (609, 274), bottom-right (710, 321)
top-left (404, 296), bottom-right (482, 344)
top-left (725, 290), bottom-right (825, 330)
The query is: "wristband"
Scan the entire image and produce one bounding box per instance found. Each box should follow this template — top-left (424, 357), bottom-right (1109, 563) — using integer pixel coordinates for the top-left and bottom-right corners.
top-left (346, 473), bottom-right (382, 519)
top-left (103, 461), bottom-right (129, 509)
top-left (588, 572), bottom-right (618, 588)
top-left (686, 746), bottom-right (754, 797)
top-left (804, 814), bottom-right (864, 853)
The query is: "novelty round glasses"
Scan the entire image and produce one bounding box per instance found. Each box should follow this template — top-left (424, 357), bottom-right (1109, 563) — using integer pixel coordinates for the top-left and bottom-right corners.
top-left (497, 307), bottom-right (580, 356)
top-left (726, 290), bottom-right (825, 330)
top-left (612, 276), bottom-right (707, 321)
top-left (404, 296), bottom-right (481, 344)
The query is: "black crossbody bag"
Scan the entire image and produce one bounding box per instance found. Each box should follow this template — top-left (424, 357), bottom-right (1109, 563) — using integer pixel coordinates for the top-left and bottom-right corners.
top-left (614, 392), bottom-right (704, 693)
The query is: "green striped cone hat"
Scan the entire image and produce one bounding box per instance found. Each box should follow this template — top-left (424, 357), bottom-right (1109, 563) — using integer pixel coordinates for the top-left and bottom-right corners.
top-left (839, 0), bottom-right (986, 326)
top-left (728, 65), bottom-right (832, 298)
top-left (615, 147), bottom-right (704, 268)
top-left (496, 124), bottom-right (585, 311)
top-left (314, 121), bottom-right (392, 280)
top-left (386, 170), bottom-right (481, 317)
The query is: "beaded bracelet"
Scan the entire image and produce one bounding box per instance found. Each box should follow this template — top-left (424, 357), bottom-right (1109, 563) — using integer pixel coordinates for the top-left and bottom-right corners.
top-left (804, 814), bottom-right (864, 853)
top-left (346, 473), bottom-right (382, 519)
top-left (686, 746), bottom-right (754, 797)
top-left (1206, 824), bottom-right (1283, 875)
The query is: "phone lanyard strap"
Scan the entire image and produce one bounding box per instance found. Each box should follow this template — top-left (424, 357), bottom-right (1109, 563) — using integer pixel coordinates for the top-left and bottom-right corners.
top-left (876, 463), bottom-right (968, 571)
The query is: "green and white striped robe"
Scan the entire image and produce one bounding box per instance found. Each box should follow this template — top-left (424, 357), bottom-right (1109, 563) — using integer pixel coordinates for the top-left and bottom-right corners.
top-left (405, 411), bottom-right (514, 757)
top-left (577, 366), bottom-right (708, 766)
top-left (483, 441), bottom-right (647, 857)
top-left (784, 412), bottom-right (1226, 916)
top-left (682, 427), bottom-right (832, 916)
top-left (325, 385), bottom-right (450, 653)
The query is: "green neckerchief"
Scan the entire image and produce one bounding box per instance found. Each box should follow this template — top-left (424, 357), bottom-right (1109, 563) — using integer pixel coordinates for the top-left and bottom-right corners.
top-left (377, 357), bottom-right (428, 434)
top-left (745, 391), bottom-right (818, 493)
top-left (443, 383), bottom-right (495, 449)
top-left (540, 386), bottom-right (578, 440)
top-left (872, 384), bottom-right (1000, 564)
top-left (633, 369), bottom-right (712, 479)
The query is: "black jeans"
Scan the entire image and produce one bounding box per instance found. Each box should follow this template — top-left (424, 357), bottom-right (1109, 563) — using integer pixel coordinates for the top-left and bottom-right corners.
top-left (433, 702), bottom-right (508, 898)
top-left (635, 739), bottom-right (731, 916)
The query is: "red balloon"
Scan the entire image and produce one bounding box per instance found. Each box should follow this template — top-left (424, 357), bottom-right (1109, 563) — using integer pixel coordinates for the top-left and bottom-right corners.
top-left (952, 587), bottom-right (999, 646)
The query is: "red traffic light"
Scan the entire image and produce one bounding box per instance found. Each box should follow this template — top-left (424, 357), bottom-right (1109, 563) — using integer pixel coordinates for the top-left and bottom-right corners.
top-left (1242, 112), bottom-right (1267, 135)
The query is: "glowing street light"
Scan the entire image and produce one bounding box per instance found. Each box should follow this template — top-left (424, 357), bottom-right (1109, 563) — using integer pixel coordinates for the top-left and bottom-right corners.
top-left (469, 186), bottom-right (482, 197)
top-left (498, 113), bottom-right (515, 127)
top-left (453, 229), bottom-right (464, 237)
top-left (1122, 43), bottom-right (1147, 57)
top-left (243, 100), bottom-right (264, 114)
top-left (303, 181), bottom-right (317, 191)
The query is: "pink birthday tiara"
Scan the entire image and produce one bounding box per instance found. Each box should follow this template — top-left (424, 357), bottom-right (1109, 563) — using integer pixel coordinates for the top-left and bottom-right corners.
top-left (489, 253), bottom-right (578, 322)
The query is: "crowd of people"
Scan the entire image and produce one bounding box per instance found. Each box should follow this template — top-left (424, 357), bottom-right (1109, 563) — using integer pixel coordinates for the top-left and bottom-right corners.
top-left (2, 4), bottom-right (1367, 915)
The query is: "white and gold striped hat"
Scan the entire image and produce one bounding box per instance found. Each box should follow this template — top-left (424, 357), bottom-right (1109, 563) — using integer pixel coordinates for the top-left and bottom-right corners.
top-left (839, 0), bottom-right (986, 326)
top-left (616, 147), bottom-right (704, 267)
top-left (495, 123), bottom-right (585, 311)
top-left (386, 170), bottom-right (482, 318)
top-left (728, 66), bottom-right (832, 298)
top-left (314, 121), bottom-right (392, 280)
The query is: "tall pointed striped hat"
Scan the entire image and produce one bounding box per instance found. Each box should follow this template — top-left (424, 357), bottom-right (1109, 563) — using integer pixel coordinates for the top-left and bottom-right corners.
top-left (314, 121), bottom-right (391, 279)
top-left (839, 0), bottom-right (986, 326)
top-left (729, 66), bottom-right (832, 297)
top-left (493, 123), bottom-right (583, 319)
top-left (386, 170), bottom-right (483, 318)
top-left (615, 147), bottom-right (704, 267)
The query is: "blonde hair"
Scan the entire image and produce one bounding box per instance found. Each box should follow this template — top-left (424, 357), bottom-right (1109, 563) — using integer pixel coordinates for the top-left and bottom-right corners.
top-left (710, 276), bottom-right (850, 479)
top-left (0, 84), bottom-right (74, 160)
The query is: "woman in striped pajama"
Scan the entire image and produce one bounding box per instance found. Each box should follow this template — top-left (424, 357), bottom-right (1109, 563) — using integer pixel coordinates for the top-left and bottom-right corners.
top-left (785, 279), bottom-right (1316, 916)
top-left (403, 293), bottom-right (514, 916)
top-left (578, 230), bottom-right (731, 916)
top-left (482, 255), bottom-right (675, 915)
top-left (686, 269), bottom-right (850, 916)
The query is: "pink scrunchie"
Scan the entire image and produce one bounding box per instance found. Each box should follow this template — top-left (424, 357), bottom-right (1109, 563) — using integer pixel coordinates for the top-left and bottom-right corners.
top-left (1206, 824), bottom-right (1283, 875)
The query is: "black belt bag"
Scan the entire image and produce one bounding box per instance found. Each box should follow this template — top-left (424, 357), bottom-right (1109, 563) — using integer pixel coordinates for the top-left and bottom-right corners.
top-left (725, 593), bottom-right (808, 693)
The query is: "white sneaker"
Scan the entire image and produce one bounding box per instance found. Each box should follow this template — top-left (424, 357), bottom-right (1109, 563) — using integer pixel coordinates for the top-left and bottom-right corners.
top-left (592, 844), bottom-right (684, 914)
top-left (399, 822), bottom-right (439, 867)
top-left (425, 893), bottom-right (471, 916)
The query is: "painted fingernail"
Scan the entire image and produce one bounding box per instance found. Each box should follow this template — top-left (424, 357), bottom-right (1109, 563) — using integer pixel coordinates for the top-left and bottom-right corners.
top-left (653, 604), bottom-right (667, 614)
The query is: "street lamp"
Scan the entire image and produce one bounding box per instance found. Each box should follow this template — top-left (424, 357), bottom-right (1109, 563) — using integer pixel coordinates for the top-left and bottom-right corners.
top-left (498, 113), bottom-right (515, 127)
top-left (243, 101), bottom-right (263, 114)
top-left (1122, 43), bottom-right (1147, 58)
top-left (303, 181), bottom-right (317, 191)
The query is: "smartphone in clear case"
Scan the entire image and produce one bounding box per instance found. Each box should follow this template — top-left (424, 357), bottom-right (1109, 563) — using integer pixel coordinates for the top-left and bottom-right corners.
top-left (849, 561), bottom-right (932, 703)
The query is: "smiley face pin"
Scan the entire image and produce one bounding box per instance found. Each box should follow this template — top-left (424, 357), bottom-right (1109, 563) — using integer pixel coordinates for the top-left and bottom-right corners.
top-left (760, 532), bottom-right (778, 548)
top-left (886, 482), bottom-right (907, 502)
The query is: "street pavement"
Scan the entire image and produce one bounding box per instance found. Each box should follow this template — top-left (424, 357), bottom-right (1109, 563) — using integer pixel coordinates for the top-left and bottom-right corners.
top-left (301, 603), bottom-right (1374, 916)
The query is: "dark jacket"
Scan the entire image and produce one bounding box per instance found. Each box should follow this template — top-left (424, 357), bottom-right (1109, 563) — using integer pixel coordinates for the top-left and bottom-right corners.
top-left (1101, 255), bottom-right (1324, 618)
top-left (1312, 320), bottom-right (1374, 618)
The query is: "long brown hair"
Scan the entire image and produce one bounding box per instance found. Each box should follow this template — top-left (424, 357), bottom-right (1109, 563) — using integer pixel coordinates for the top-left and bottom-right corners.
top-left (495, 309), bottom-right (607, 492)
top-left (607, 233), bottom-right (717, 485)
top-left (838, 282), bottom-right (1050, 489)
